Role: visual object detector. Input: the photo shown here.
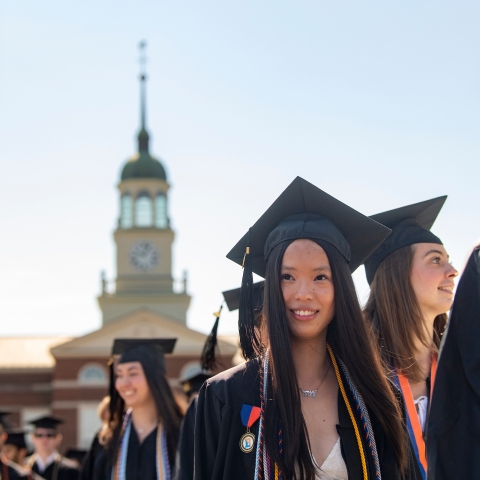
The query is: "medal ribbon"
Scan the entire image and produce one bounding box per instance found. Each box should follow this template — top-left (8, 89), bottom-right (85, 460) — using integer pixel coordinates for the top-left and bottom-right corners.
top-left (241, 405), bottom-right (261, 429)
top-left (395, 355), bottom-right (437, 480)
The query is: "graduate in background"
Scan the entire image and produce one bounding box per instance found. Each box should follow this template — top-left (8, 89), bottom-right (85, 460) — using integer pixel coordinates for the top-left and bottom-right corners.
top-left (79, 396), bottom-right (110, 480)
top-left (0, 413), bottom-right (32, 480)
top-left (3, 430), bottom-right (29, 467)
top-left (193, 177), bottom-right (412, 480)
top-left (174, 365), bottom-right (211, 480)
top-left (180, 366), bottom-right (212, 402)
top-left (25, 416), bottom-right (78, 480)
top-left (363, 197), bottom-right (458, 479)
top-left (93, 339), bottom-right (182, 480)
top-left (175, 282), bottom-right (247, 480)
top-left (427, 245), bottom-right (480, 479)
top-left (175, 282), bottom-right (264, 480)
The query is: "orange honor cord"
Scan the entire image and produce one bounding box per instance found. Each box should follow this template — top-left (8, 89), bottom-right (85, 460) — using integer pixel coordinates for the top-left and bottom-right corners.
top-left (430, 355), bottom-right (438, 396)
top-left (397, 371), bottom-right (427, 477)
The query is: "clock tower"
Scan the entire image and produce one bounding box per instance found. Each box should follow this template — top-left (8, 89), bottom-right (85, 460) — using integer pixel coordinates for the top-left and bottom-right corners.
top-left (98, 43), bottom-right (191, 326)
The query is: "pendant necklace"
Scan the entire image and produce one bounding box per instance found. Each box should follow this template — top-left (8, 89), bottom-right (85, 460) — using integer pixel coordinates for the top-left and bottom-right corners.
top-left (299, 361), bottom-right (330, 398)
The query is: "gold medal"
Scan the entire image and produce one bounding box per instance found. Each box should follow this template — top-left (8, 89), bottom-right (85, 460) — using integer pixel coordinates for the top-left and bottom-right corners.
top-left (239, 429), bottom-right (256, 453)
top-left (240, 404), bottom-right (260, 453)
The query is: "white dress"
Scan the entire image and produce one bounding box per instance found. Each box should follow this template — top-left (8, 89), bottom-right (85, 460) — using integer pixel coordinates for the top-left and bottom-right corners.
top-left (312, 438), bottom-right (348, 480)
top-left (415, 395), bottom-right (429, 432)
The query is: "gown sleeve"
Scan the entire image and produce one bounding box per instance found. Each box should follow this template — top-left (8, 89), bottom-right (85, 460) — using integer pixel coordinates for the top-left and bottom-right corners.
top-left (193, 361), bottom-right (259, 480)
top-left (91, 446), bottom-right (110, 480)
top-left (174, 396), bottom-right (197, 480)
top-left (193, 381), bottom-right (224, 480)
top-left (80, 434), bottom-right (101, 480)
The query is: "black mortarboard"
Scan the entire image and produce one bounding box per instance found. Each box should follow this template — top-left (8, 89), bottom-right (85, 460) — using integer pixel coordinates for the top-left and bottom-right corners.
top-left (29, 415), bottom-right (64, 430)
top-left (112, 338), bottom-right (176, 356)
top-left (114, 338), bottom-right (176, 375)
top-left (222, 282), bottom-right (264, 312)
top-left (227, 177), bottom-right (390, 277)
top-left (227, 176), bottom-right (391, 360)
top-left (5, 429), bottom-right (27, 449)
top-left (179, 365), bottom-right (212, 397)
top-left (200, 282), bottom-right (265, 370)
top-left (364, 196), bottom-right (446, 285)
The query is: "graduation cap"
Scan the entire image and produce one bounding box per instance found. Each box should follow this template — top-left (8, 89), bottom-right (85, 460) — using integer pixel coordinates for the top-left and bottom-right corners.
top-left (29, 415), bottom-right (64, 430)
top-left (200, 282), bottom-right (265, 371)
top-left (5, 429), bottom-right (27, 449)
top-left (108, 338), bottom-right (177, 420)
top-left (112, 338), bottom-right (176, 357)
top-left (179, 364), bottom-right (212, 397)
top-left (227, 176), bottom-right (392, 360)
top-left (222, 282), bottom-right (264, 312)
top-left (364, 196), bottom-right (446, 285)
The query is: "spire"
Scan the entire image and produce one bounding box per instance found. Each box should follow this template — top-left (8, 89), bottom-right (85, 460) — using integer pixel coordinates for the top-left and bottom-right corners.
top-left (138, 40), bottom-right (149, 152)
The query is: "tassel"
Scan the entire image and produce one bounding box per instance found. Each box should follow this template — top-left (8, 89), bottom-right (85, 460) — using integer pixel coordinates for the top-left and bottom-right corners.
top-left (239, 237), bottom-right (261, 360)
top-left (200, 304), bottom-right (223, 371)
top-left (108, 359), bottom-right (119, 423)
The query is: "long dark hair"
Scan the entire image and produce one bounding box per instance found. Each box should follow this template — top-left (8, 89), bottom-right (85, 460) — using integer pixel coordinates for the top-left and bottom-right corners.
top-left (263, 239), bottom-right (407, 479)
top-left (364, 245), bottom-right (447, 382)
top-left (105, 346), bottom-right (183, 468)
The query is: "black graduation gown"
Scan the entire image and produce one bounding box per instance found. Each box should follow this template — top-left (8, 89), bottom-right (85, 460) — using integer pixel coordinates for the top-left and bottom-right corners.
top-left (0, 458), bottom-right (32, 480)
top-left (193, 358), bottom-right (408, 480)
top-left (29, 456), bottom-right (79, 480)
top-left (174, 397), bottom-right (197, 480)
top-left (80, 433), bottom-right (103, 480)
top-left (427, 247), bottom-right (480, 480)
top-left (92, 427), bottom-right (157, 480)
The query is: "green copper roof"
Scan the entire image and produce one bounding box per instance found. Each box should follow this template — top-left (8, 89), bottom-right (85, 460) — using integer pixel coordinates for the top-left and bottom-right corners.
top-left (121, 44), bottom-right (167, 182)
top-left (121, 129), bottom-right (167, 181)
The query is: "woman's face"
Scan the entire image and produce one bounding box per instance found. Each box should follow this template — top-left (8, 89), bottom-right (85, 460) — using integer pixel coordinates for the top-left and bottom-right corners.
top-left (115, 361), bottom-right (153, 408)
top-left (281, 239), bottom-right (335, 342)
top-left (410, 243), bottom-right (458, 322)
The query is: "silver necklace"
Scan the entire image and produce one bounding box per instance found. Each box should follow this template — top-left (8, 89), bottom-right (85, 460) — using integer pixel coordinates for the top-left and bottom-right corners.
top-left (299, 362), bottom-right (330, 398)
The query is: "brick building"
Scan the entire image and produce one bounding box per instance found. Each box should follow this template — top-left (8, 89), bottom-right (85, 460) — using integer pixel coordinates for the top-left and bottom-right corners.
top-left (0, 59), bottom-right (238, 451)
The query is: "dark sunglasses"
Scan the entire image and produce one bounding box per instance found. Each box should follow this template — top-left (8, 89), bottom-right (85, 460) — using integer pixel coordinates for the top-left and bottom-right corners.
top-left (34, 432), bottom-right (56, 438)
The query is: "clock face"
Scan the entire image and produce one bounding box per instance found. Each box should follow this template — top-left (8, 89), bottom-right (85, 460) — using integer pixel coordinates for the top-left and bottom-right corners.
top-left (130, 241), bottom-right (158, 271)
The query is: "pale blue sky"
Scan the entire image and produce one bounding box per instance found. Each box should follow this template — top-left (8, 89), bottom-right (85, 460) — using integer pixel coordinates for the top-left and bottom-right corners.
top-left (1, 1), bottom-right (479, 337)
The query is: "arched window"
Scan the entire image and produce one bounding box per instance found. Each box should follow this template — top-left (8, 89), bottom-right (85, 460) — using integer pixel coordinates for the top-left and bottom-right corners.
top-left (120, 194), bottom-right (133, 228)
top-left (135, 192), bottom-right (153, 227)
top-left (155, 194), bottom-right (168, 229)
top-left (78, 363), bottom-right (107, 385)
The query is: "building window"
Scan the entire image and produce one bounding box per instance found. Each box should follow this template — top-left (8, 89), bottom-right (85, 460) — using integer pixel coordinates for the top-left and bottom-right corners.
top-left (78, 404), bottom-right (102, 448)
top-left (155, 194), bottom-right (168, 229)
top-left (120, 194), bottom-right (133, 228)
top-left (78, 363), bottom-right (107, 385)
top-left (135, 192), bottom-right (153, 227)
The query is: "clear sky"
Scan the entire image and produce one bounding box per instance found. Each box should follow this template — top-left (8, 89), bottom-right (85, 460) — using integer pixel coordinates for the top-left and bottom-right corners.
top-left (1, 1), bottom-right (479, 337)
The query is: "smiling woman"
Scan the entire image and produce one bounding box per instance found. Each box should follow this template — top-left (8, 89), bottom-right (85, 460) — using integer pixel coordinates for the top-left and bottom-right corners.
top-left (363, 196), bottom-right (459, 478)
top-left (189, 177), bottom-right (414, 480)
top-left (92, 339), bottom-right (182, 480)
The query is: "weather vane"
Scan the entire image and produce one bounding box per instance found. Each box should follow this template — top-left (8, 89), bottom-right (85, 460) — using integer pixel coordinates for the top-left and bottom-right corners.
top-left (138, 40), bottom-right (147, 81)
top-left (138, 40), bottom-right (148, 130)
